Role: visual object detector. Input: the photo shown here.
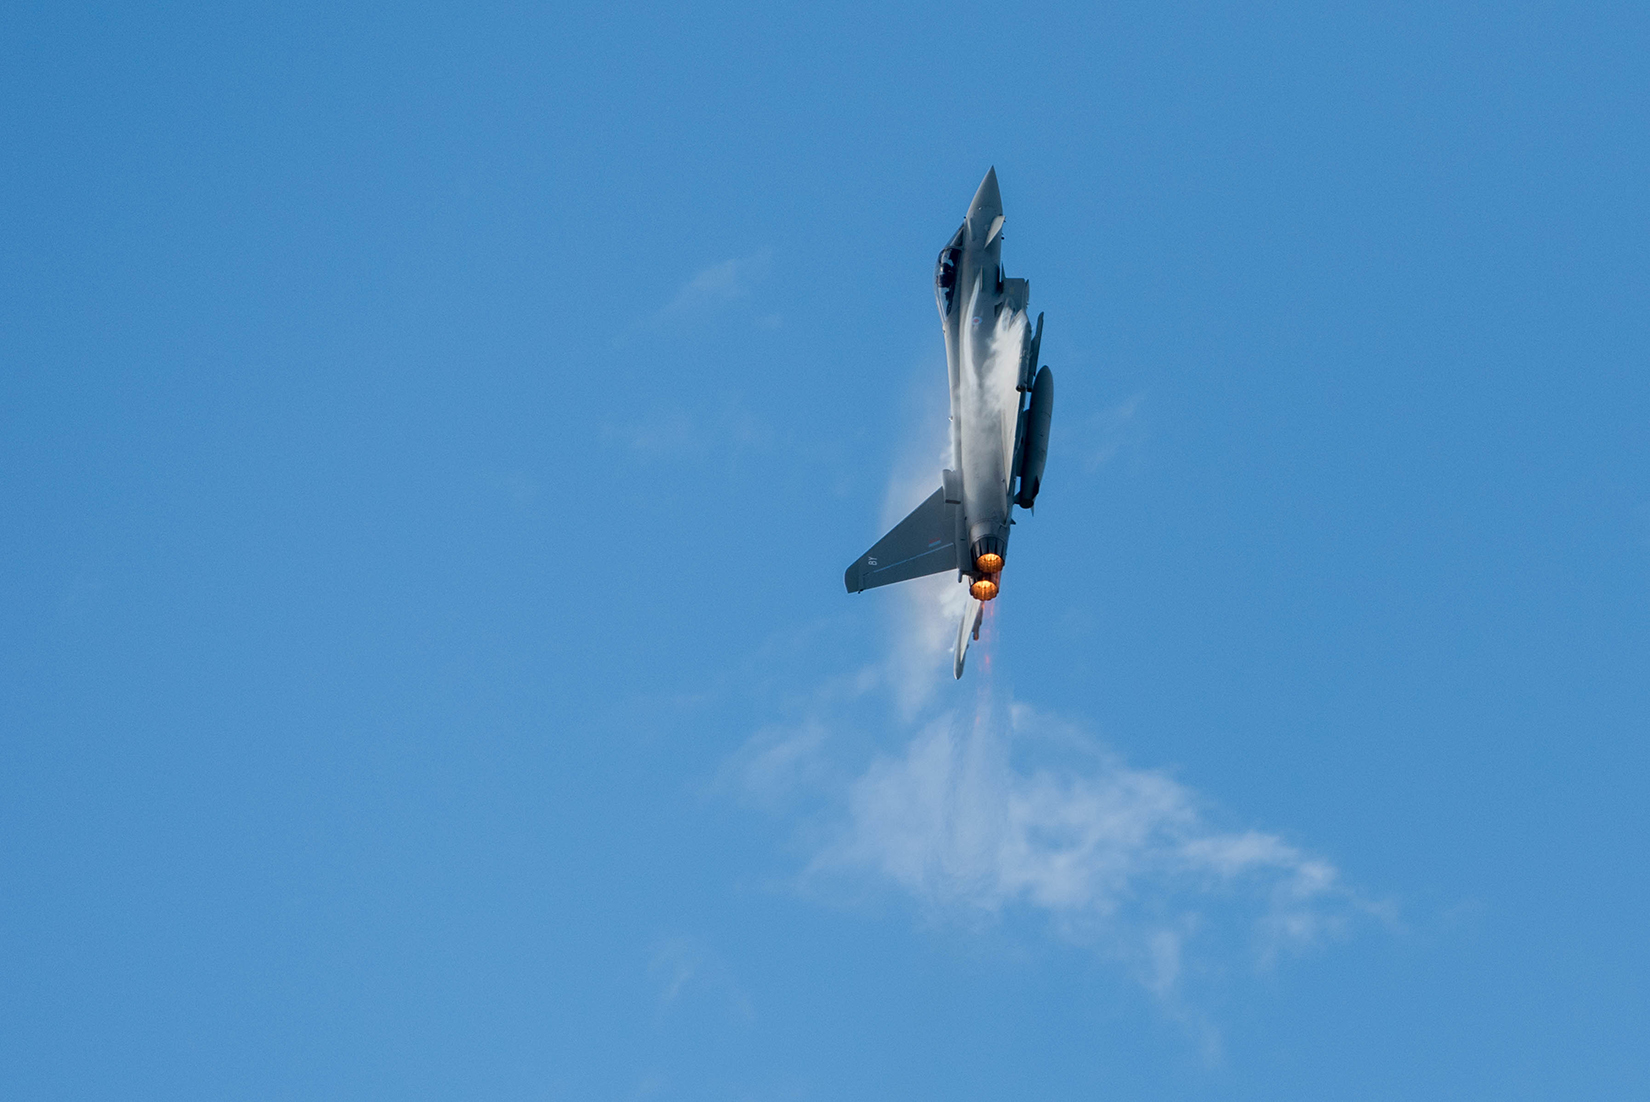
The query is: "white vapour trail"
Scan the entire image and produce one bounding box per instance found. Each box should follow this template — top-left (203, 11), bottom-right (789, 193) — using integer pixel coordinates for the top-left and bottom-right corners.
top-left (728, 329), bottom-right (1365, 1005)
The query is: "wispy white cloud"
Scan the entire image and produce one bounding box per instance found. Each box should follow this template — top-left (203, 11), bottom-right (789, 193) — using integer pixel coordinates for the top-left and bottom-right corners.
top-left (600, 396), bottom-right (776, 461)
top-left (728, 344), bottom-right (1375, 1023)
top-left (1072, 391), bottom-right (1148, 474)
top-left (608, 252), bottom-right (778, 349)
top-left (734, 687), bottom-right (1366, 1008)
top-left (654, 252), bottom-right (772, 324)
top-left (811, 695), bottom-right (1358, 986)
top-left (717, 719), bottom-right (831, 811)
top-left (648, 936), bottom-right (754, 1022)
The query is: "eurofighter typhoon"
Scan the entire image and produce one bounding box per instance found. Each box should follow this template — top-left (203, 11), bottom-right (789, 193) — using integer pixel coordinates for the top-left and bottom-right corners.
top-left (844, 168), bottom-right (1054, 678)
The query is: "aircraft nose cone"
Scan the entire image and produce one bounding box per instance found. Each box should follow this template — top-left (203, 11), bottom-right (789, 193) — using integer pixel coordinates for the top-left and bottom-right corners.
top-left (969, 166), bottom-right (1002, 217)
top-left (967, 166), bottom-right (1003, 242)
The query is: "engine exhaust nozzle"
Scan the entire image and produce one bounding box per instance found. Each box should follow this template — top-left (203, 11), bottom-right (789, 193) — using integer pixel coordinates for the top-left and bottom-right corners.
top-left (971, 536), bottom-right (1005, 576)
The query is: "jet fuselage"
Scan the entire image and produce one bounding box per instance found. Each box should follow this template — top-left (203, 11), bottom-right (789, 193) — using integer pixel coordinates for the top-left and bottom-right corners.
top-left (841, 166), bottom-right (1054, 679)
top-left (935, 168), bottom-right (1030, 596)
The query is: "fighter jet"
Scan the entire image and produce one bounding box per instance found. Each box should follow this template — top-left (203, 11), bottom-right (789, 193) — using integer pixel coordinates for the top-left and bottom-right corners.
top-left (844, 167), bottom-right (1054, 678)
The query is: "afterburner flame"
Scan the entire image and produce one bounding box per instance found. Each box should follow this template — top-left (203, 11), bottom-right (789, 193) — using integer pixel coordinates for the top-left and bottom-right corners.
top-left (975, 552), bottom-right (1004, 574)
top-left (970, 577), bottom-right (999, 601)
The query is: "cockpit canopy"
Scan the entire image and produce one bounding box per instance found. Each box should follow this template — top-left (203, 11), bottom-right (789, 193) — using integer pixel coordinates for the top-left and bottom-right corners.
top-left (934, 225), bottom-right (965, 317)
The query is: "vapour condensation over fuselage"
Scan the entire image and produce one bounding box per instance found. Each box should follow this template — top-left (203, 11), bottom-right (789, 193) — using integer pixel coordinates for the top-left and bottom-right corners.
top-left (935, 173), bottom-right (1029, 602)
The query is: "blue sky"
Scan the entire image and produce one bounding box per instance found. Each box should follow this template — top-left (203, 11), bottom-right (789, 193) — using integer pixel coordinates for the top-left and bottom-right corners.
top-left (4, 2), bottom-right (1648, 1098)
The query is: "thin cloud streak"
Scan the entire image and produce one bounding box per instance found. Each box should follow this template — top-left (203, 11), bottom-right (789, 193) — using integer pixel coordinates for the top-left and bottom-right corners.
top-left (648, 936), bottom-right (754, 1022)
top-left (1079, 391), bottom-right (1147, 473)
top-left (610, 251), bottom-right (776, 348)
top-left (654, 251), bottom-right (772, 324)
top-left (600, 396), bottom-right (776, 461)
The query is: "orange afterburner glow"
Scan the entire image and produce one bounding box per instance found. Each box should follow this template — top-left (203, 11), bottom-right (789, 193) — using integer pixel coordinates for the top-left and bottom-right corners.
top-left (970, 576), bottom-right (999, 601)
top-left (974, 552), bottom-right (1004, 574)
